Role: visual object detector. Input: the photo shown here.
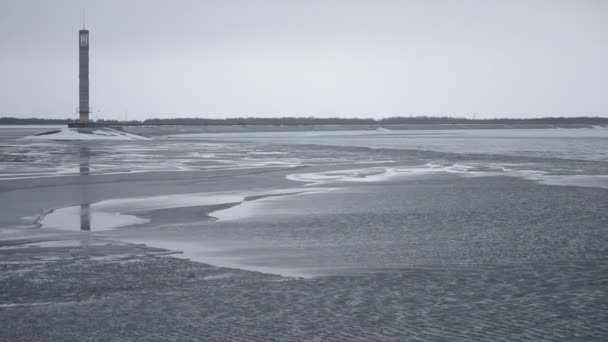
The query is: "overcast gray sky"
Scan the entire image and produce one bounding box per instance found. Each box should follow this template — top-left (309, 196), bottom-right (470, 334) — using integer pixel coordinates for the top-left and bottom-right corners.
top-left (1, 0), bottom-right (607, 120)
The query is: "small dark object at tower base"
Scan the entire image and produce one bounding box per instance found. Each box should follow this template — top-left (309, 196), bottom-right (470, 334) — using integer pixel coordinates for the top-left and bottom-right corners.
top-left (68, 122), bottom-right (105, 128)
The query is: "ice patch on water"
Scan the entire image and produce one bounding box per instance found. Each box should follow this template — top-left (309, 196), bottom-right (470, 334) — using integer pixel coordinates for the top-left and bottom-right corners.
top-left (287, 168), bottom-right (398, 185)
top-left (190, 152), bottom-right (217, 158)
top-left (286, 163), bottom-right (608, 189)
top-left (4, 239), bottom-right (124, 249)
top-left (0, 139), bottom-right (398, 181)
top-left (38, 193), bottom-right (246, 231)
top-left (519, 174), bottom-right (608, 189)
top-left (247, 151), bottom-right (286, 155)
top-left (37, 188), bottom-right (333, 231)
top-left (40, 206), bottom-right (149, 232)
top-left (92, 193), bottom-right (245, 213)
top-left (285, 163), bottom-right (474, 185)
top-left (210, 188), bottom-right (336, 221)
top-left (0, 168), bottom-right (81, 181)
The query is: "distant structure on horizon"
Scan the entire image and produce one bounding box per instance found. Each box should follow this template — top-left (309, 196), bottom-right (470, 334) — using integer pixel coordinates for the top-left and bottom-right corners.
top-left (78, 26), bottom-right (90, 122)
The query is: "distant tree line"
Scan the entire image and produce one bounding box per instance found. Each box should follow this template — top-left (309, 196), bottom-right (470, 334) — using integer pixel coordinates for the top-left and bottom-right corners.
top-left (377, 116), bottom-right (608, 125)
top-left (0, 117), bottom-right (67, 125)
top-left (141, 117), bottom-right (377, 125)
top-left (1, 116), bottom-right (607, 126)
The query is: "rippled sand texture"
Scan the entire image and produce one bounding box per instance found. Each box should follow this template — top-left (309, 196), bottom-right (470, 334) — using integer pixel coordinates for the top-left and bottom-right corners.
top-left (1, 242), bottom-right (606, 342)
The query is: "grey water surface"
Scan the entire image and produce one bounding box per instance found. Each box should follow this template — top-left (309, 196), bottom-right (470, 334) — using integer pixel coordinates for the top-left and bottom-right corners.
top-left (1, 126), bottom-right (607, 341)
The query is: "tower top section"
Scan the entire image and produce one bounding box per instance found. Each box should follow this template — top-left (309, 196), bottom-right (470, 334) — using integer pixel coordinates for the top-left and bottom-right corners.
top-left (79, 30), bottom-right (89, 47)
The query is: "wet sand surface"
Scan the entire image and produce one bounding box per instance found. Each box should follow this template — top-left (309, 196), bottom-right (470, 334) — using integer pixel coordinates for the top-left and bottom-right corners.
top-left (1, 240), bottom-right (605, 341)
top-left (1, 126), bottom-right (607, 341)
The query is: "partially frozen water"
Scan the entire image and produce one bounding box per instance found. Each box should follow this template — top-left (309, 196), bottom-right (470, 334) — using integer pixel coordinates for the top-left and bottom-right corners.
top-left (287, 162), bottom-right (608, 189)
top-left (38, 187), bottom-right (332, 232)
top-left (1, 126), bottom-right (606, 276)
top-left (169, 127), bottom-right (608, 161)
top-left (1, 126), bottom-right (607, 341)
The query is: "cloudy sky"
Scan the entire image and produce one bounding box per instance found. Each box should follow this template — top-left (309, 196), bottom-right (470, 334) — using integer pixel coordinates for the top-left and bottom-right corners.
top-left (1, 0), bottom-right (606, 120)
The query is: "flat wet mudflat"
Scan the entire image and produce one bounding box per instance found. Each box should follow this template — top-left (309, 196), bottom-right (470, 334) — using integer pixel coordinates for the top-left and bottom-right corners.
top-left (1, 126), bottom-right (607, 341)
top-left (1, 240), bottom-right (605, 341)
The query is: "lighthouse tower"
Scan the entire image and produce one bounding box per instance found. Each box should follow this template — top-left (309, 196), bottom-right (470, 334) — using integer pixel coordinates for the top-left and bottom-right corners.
top-left (78, 27), bottom-right (90, 122)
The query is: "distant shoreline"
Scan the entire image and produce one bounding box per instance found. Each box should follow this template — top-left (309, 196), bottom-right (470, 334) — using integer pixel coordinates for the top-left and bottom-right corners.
top-left (2, 122), bottom-right (608, 136)
top-left (1, 116), bottom-right (607, 127)
top-left (114, 123), bottom-right (608, 136)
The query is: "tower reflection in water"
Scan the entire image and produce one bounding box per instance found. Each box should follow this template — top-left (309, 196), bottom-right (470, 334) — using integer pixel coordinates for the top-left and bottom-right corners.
top-left (79, 144), bottom-right (91, 231)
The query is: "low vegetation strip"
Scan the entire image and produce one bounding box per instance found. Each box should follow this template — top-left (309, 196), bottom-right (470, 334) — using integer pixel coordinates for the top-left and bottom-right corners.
top-left (1, 116), bottom-right (607, 126)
